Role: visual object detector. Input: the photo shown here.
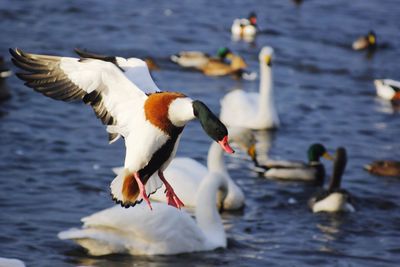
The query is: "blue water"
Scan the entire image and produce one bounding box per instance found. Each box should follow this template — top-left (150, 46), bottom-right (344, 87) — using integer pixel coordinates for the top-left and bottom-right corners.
top-left (0, 0), bottom-right (400, 266)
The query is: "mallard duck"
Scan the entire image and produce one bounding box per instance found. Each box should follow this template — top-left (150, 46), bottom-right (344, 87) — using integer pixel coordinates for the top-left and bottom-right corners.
top-left (365, 160), bottom-right (400, 177)
top-left (352, 31), bottom-right (377, 51)
top-left (220, 46), bottom-right (279, 129)
top-left (58, 167), bottom-right (229, 255)
top-left (374, 79), bottom-right (400, 102)
top-left (231, 12), bottom-right (258, 39)
top-left (309, 147), bottom-right (355, 213)
top-left (10, 48), bottom-right (234, 210)
top-left (170, 47), bottom-right (231, 69)
top-left (256, 143), bottom-right (333, 184)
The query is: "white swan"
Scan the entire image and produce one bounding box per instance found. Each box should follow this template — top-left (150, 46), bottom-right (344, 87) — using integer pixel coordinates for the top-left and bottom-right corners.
top-left (58, 168), bottom-right (229, 256)
top-left (220, 46), bottom-right (279, 130)
top-left (150, 127), bottom-right (256, 210)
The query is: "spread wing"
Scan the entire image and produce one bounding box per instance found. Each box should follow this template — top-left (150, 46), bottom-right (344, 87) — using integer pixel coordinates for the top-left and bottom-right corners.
top-left (10, 48), bottom-right (148, 143)
top-left (74, 48), bottom-right (160, 94)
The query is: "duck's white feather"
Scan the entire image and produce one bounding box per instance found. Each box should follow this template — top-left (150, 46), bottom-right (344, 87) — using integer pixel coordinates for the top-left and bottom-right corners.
top-left (0, 257), bottom-right (25, 267)
top-left (312, 192), bottom-right (355, 213)
top-left (374, 79), bottom-right (400, 100)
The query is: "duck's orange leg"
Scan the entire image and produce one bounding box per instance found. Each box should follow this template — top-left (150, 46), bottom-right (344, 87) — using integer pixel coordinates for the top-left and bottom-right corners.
top-left (158, 170), bottom-right (184, 209)
top-left (133, 172), bottom-right (152, 210)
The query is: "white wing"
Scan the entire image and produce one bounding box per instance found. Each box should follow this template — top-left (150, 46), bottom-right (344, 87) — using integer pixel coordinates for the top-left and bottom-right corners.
top-left (74, 48), bottom-right (160, 94)
top-left (11, 48), bottom-right (148, 143)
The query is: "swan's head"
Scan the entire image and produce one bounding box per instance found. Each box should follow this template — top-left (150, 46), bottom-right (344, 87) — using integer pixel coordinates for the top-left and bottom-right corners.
top-left (259, 47), bottom-right (274, 67)
top-left (228, 127), bottom-right (258, 164)
top-left (307, 143), bottom-right (333, 163)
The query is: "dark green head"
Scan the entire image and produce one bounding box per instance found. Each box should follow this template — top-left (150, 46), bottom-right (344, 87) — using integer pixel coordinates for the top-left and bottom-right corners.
top-left (216, 47), bottom-right (231, 59)
top-left (192, 100), bottom-right (234, 154)
top-left (307, 143), bottom-right (333, 162)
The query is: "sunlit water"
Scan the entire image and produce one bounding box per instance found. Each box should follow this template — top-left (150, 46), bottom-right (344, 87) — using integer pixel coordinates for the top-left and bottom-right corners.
top-left (0, 0), bottom-right (399, 266)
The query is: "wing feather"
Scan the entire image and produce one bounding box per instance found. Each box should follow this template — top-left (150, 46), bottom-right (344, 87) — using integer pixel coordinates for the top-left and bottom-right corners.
top-left (10, 48), bottom-right (147, 143)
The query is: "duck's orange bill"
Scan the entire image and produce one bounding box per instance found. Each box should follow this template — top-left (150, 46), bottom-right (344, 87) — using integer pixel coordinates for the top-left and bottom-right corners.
top-left (218, 136), bottom-right (235, 154)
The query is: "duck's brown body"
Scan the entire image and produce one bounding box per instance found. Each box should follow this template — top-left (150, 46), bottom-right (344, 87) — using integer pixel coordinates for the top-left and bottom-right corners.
top-left (365, 161), bottom-right (400, 177)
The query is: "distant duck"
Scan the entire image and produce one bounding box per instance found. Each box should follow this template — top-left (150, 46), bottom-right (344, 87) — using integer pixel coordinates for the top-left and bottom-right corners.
top-left (364, 160), bottom-right (400, 178)
top-left (0, 257), bottom-right (25, 267)
top-left (0, 56), bottom-right (12, 79)
top-left (256, 143), bottom-right (333, 184)
top-left (352, 31), bottom-right (377, 51)
top-left (10, 48), bottom-right (234, 210)
top-left (374, 79), bottom-right (400, 102)
top-left (149, 127), bottom-right (257, 210)
top-left (309, 147), bottom-right (355, 213)
top-left (220, 46), bottom-right (279, 130)
top-left (171, 47), bottom-right (248, 78)
top-left (231, 12), bottom-right (258, 39)
top-left (58, 167), bottom-right (229, 256)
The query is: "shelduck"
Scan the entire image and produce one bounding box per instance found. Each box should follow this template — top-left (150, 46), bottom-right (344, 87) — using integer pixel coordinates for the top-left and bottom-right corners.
top-left (352, 31), bottom-right (377, 51)
top-left (58, 167), bottom-right (230, 255)
top-left (365, 160), bottom-right (400, 177)
top-left (220, 46), bottom-right (279, 129)
top-left (256, 143), bottom-right (333, 184)
top-left (374, 79), bottom-right (400, 102)
top-left (309, 147), bottom-right (355, 213)
top-left (10, 48), bottom-right (234, 210)
top-left (231, 12), bottom-right (258, 40)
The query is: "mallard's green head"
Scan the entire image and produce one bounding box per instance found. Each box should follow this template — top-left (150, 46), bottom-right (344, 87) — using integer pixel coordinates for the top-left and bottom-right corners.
top-left (307, 143), bottom-right (333, 162)
top-left (216, 47), bottom-right (231, 59)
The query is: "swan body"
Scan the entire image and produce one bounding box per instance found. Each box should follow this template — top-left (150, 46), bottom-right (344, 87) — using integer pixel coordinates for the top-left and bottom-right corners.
top-left (11, 48), bottom-right (233, 210)
top-left (374, 79), bottom-right (400, 101)
top-left (58, 169), bottom-right (229, 256)
top-left (309, 147), bottom-right (355, 213)
top-left (220, 46), bottom-right (279, 129)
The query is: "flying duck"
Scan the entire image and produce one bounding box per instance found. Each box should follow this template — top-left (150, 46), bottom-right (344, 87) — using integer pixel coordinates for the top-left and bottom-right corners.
top-left (365, 160), bottom-right (400, 178)
top-left (10, 48), bottom-right (234, 210)
top-left (374, 79), bottom-right (400, 102)
top-left (231, 12), bottom-right (258, 40)
top-left (255, 143), bottom-right (333, 184)
top-left (352, 31), bottom-right (377, 51)
top-left (308, 147), bottom-right (355, 213)
top-left (58, 166), bottom-right (229, 255)
top-left (220, 46), bottom-right (279, 129)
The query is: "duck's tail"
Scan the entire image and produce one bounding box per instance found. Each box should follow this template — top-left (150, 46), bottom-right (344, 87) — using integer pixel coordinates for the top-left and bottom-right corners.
top-left (170, 54), bottom-right (180, 63)
top-left (110, 167), bottom-right (163, 208)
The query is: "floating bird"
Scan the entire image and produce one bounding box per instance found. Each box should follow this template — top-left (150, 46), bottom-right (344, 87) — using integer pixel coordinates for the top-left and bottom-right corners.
top-left (309, 147), bottom-right (355, 213)
top-left (220, 46), bottom-right (279, 129)
top-left (171, 47), bottom-right (248, 78)
top-left (352, 31), bottom-right (377, 51)
top-left (256, 143), bottom-right (333, 184)
top-left (364, 160), bottom-right (400, 178)
top-left (10, 48), bottom-right (234, 210)
top-left (148, 127), bottom-right (257, 210)
top-left (58, 168), bottom-right (229, 255)
top-left (374, 79), bottom-right (400, 102)
top-left (0, 257), bottom-right (25, 267)
top-left (231, 12), bottom-right (258, 39)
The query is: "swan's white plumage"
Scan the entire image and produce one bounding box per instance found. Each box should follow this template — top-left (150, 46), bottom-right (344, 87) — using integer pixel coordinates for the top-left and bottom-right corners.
top-left (220, 46), bottom-right (279, 129)
top-left (0, 257), bottom-right (25, 267)
top-left (58, 171), bottom-right (228, 256)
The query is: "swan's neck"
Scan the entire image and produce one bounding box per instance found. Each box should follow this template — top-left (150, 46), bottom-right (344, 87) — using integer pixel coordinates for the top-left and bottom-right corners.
top-left (207, 142), bottom-right (227, 174)
top-left (195, 173), bottom-right (227, 248)
top-left (258, 63), bottom-right (273, 114)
